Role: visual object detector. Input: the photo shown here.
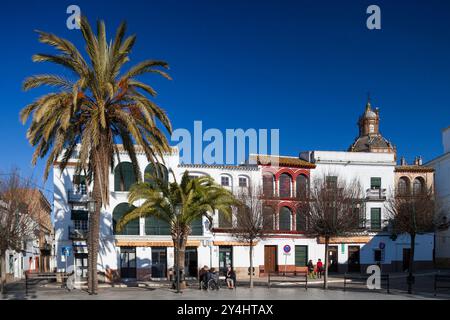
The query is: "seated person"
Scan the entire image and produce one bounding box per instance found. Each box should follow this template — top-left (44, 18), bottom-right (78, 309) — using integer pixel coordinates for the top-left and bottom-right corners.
top-left (199, 265), bottom-right (209, 289)
top-left (225, 265), bottom-right (236, 289)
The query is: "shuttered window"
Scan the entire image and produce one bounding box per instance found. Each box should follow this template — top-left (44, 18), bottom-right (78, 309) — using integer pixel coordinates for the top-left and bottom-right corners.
top-left (279, 207), bottom-right (291, 231)
top-left (145, 216), bottom-right (171, 235)
top-left (263, 174), bottom-right (274, 197)
top-left (370, 208), bottom-right (381, 230)
top-left (279, 174), bottom-right (292, 198)
top-left (371, 177), bottom-right (381, 190)
top-left (190, 218), bottom-right (203, 235)
top-left (114, 162), bottom-right (137, 192)
top-left (218, 209), bottom-right (232, 228)
top-left (112, 203), bottom-right (139, 235)
top-left (295, 246), bottom-right (308, 267)
top-left (144, 163), bottom-right (168, 187)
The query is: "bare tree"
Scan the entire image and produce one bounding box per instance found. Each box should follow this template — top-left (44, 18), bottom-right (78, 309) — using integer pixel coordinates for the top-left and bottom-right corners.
top-left (0, 171), bottom-right (39, 293)
top-left (305, 174), bottom-right (364, 289)
top-left (385, 186), bottom-right (436, 294)
top-left (231, 184), bottom-right (270, 288)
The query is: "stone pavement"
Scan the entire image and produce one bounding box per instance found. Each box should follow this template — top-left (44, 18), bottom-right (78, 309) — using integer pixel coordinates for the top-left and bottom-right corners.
top-left (2, 271), bottom-right (449, 300)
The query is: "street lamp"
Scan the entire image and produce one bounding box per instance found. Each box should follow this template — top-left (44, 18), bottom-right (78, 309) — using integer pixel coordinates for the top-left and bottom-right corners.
top-left (174, 204), bottom-right (182, 294)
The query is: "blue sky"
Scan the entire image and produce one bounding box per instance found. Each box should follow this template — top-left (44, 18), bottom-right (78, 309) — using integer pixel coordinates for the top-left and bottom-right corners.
top-left (1, 0), bottom-right (450, 193)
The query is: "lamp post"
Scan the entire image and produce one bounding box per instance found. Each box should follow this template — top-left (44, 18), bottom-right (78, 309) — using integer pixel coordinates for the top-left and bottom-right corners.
top-left (174, 204), bottom-right (182, 294)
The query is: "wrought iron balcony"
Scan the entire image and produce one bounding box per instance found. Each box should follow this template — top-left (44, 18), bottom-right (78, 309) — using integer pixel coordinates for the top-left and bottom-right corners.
top-left (357, 219), bottom-right (390, 232)
top-left (69, 227), bottom-right (88, 240)
top-left (67, 189), bottom-right (91, 203)
top-left (366, 188), bottom-right (387, 201)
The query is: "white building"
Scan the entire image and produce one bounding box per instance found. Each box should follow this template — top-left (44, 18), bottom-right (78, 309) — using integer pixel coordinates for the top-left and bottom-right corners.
top-left (427, 126), bottom-right (450, 267)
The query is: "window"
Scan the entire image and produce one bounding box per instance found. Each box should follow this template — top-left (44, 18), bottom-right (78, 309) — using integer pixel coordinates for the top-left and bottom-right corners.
top-left (279, 207), bottom-right (292, 231)
top-left (238, 177), bottom-right (248, 187)
top-left (73, 175), bottom-right (87, 194)
top-left (74, 220), bottom-right (88, 231)
top-left (279, 173), bottom-right (292, 198)
top-left (263, 174), bottom-right (274, 197)
top-left (218, 209), bottom-right (232, 228)
top-left (144, 163), bottom-right (168, 187)
top-left (221, 176), bottom-right (230, 187)
top-left (295, 246), bottom-right (308, 267)
top-left (263, 206), bottom-right (275, 230)
top-left (112, 203), bottom-right (139, 235)
top-left (145, 216), bottom-right (171, 235)
top-left (398, 177), bottom-right (410, 195)
top-left (371, 177), bottom-right (381, 190)
top-left (114, 162), bottom-right (137, 192)
top-left (370, 208), bottom-right (381, 230)
top-left (413, 178), bottom-right (425, 195)
top-left (296, 175), bottom-right (309, 199)
top-left (296, 206), bottom-right (307, 232)
top-left (326, 176), bottom-right (338, 189)
top-left (190, 218), bottom-right (203, 235)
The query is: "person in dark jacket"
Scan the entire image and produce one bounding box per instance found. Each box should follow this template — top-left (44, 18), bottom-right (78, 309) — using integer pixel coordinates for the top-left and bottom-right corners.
top-left (307, 260), bottom-right (315, 279)
top-left (225, 265), bottom-right (236, 289)
top-left (198, 265), bottom-right (209, 290)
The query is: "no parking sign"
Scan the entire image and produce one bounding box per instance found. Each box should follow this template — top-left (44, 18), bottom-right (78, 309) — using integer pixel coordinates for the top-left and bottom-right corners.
top-left (283, 245), bottom-right (291, 255)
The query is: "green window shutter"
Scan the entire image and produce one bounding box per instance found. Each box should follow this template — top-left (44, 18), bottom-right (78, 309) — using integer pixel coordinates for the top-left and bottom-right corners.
top-left (114, 162), bottom-right (137, 192)
top-left (370, 208), bottom-right (381, 230)
top-left (145, 216), bottom-right (171, 235)
top-left (144, 163), bottom-right (168, 188)
top-left (112, 203), bottom-right (139, 235)
top-left (190, 218), bottom-right (203, 235)
top-left (279, 207), bottom-right (291, 231)
top-left (218, 210), bottom-right (232, 228)
top-left (371, 177), bottom-right (381, 189)
top-left (295, 246), bottom-right (308, 267)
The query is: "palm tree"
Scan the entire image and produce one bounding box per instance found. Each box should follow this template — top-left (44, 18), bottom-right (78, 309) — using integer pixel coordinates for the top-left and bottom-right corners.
top-left (20, 16), bottom-right (172, 294)
top-left (116, 171), bottom-right (236, 288)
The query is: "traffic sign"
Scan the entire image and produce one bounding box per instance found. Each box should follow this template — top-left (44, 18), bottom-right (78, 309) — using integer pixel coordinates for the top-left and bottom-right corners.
top-left (379, 242), bottom-right (385, 250)
top-left (283, 245), bottom-right (291, 254)
top-left (62, 246), bottom-right (72, 257)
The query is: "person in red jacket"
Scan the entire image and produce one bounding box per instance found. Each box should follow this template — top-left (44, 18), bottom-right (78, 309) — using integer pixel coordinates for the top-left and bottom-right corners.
top-left (316, 259), bottom-right (324, 279)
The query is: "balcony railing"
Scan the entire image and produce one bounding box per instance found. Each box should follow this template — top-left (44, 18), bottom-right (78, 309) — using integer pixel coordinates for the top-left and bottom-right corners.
top-left (68, 189), bottom-right (91, 203)
top-left (357, 219), bottom-right (390, 232)
top-left (366, 188), bottom-right (387, 200)
top-left (69, 227), bottom-right (88, 240)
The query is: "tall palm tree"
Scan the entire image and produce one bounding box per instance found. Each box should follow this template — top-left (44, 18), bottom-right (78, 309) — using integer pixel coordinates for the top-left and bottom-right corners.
top-left (116, 171), bottom-right (236, 288)
top-left (20, 16), bottom-right (172, 294)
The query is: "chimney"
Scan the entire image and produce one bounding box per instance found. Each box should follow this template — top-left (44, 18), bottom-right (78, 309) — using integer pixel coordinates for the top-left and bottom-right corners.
top-left (400, 157), bottom-right (407, 166)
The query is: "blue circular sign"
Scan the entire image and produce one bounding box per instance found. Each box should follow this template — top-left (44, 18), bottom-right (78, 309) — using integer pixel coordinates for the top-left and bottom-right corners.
top-left (379, 242), bottom-right (385, 250)
top-left (283, 245), bottom-right (291, 253)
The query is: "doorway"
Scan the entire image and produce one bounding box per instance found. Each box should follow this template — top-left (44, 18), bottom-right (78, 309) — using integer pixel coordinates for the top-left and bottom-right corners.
top-left (151, 247), bottom-right (167, 278)
top-left (184, 247), bottom-right (198, 278)
top-left (219, 246), bottom-right (233, 276)
top-left (347, 246), bottom-right (361, 273)
top-left (327, 246), bottom-right (338, 273)
top-left (264, 245), bottom-right (278, 273)
top-left (403, 248), bottom-right (411, 272)
top-left (74, 253), bottom-right (88, 280)
top-left (120, 247), bottom-right (137, 279)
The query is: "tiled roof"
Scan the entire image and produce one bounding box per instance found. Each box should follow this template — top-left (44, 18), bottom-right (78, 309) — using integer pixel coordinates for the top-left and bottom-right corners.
top-left (178, 163), bottom-right (259, 171)
top-left (395, 165), bottom-right (434, 173)
top-left (249, 155), bottom-right (316, 168)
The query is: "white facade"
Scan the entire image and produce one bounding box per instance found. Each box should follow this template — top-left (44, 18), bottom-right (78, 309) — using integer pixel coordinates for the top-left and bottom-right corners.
top-left (427, 126), bottom-right (450, 266)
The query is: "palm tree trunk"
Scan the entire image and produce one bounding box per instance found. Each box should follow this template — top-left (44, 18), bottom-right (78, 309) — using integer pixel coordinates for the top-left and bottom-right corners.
top-left (177, 235), bottom-right (187, 289)
top-left (249, 240), bottom-right (254, 288)
top-left (408, 233), bottom-right (416, 294)
top-left (87, 169), bottom-right (102, 295)
top-left (324, 236), bottom-right (329, 289)
top-left (0, 251), bottom-right (6, 294)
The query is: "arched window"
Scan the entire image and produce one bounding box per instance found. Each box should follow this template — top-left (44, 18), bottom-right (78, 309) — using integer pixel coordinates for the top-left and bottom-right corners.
top-left (296, 174), bottom-right (309, 199)
top-left (220, 174), bottom-right (232, 187)
top-left (263, 174), bottom-right (274, 197)
top-left (263, 206), bottom-right (275, 230)
top-left (145, 216), bottom-right (171, 235)
top-left (398, 177), bottom-right (410, 196)
top-left (296, 206), bottom-right (308, 232)
top-left (112, 203), bottom-right (139, 235)
top-left (238, 175), bottom-right (249, 188)
top-left (144, 163), bottom-right (168, 187)
top-left (218, 208), bottom-right (232, 228)
top-left (413, 177), bottom-right (425, 195)
top-left (279, 207), bottom-right (292, 231)
top-left (114, 162), bottom-right (137, 192)
top-left (279, 173), bottom-right (292, 198)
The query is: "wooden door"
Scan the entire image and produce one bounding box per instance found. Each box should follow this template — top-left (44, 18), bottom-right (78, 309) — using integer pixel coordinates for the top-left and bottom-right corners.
top-left (327, 246), bottom-right (338, 273)
top-left (264, 246), bottom-right (277, 273)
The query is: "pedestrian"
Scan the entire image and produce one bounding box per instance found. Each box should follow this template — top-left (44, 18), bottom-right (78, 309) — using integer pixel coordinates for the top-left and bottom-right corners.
top-left (316, 259), bottom-right (323, 279)
top-left (307, 259), bottom-right (315, 279)
top-left (225, 265), bottom-right (236, 289)
top-left (199, 265), bottom-right (209, 290)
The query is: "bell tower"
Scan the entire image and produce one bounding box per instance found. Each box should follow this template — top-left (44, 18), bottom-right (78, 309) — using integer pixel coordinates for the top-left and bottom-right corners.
top-left (358, 100), bottom-right (380, 136)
